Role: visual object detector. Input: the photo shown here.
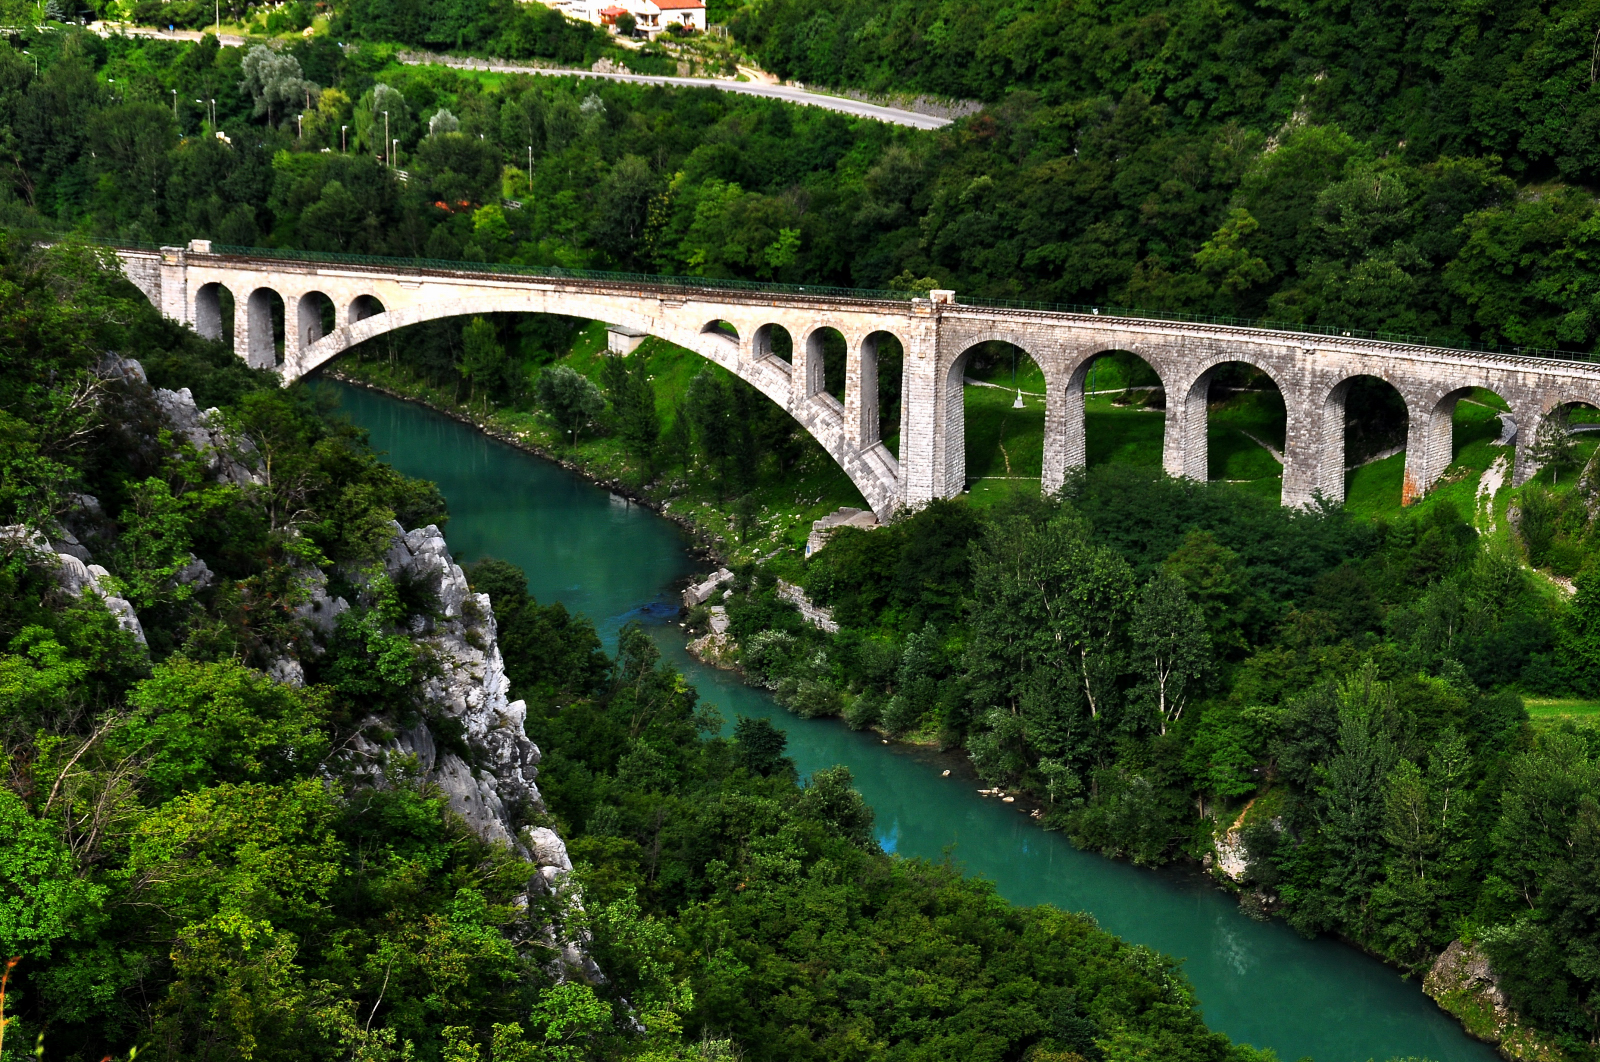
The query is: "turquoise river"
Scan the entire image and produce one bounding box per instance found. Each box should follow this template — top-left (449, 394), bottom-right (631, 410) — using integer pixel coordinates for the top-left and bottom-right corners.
top-left (320, 379), bottom-right (1499, 1062)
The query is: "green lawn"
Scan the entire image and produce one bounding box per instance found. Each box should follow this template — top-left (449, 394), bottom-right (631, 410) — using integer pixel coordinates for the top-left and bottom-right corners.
top-left (1207, 389), bottom-right (1285, 500)
top-left (963, 354), bottom-right (1047, 502)
top-left (1085, 401), bottom-right (1166, 466)
top-left (1525, 698), bottom-right (1600, 727)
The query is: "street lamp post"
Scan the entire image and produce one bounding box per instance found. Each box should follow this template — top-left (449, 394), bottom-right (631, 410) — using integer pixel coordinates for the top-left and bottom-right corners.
top-left (382, 110), bottom-right (390, 166)
top-left (341, 125), bottom-right (348, 152)
top-left (21, 51), bottom-right (35, 75)
top-left (172, 89), bottom-right (178, 120)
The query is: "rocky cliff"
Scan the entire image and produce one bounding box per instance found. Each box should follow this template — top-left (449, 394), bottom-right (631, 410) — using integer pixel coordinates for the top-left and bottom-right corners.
top-left (12, 357), bottom-right (595, 981)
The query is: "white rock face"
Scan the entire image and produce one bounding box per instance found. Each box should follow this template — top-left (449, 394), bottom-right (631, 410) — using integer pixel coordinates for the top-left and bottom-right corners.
top-left (1, 526), bottom-right (147, 645)
top-left (151, 385), bottom-right (263, 486)
top-left (354, 523), bottom-right (568, 868)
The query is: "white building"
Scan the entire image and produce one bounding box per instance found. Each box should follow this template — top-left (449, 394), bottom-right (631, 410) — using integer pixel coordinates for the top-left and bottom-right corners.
top-left (636, 0), bottom-right (704, 33)
top-left (552, 0), bottom-right (704, 35)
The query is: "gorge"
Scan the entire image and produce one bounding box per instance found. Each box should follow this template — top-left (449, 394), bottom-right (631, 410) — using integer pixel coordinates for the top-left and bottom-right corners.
top-left (319, 376), bottom-right (1502, 1062)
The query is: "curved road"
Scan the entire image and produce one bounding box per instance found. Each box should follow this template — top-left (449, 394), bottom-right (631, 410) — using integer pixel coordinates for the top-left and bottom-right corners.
top-left (398, 56), bottom-right (954, 130)
top-left (85, 23), bottom-right (956, 130)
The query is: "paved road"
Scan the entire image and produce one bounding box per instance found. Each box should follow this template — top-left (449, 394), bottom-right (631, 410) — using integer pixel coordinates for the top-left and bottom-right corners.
top-left (85, 23), bottom-right (954, 130)
top-left (399, 56), bottom-right (954, 129)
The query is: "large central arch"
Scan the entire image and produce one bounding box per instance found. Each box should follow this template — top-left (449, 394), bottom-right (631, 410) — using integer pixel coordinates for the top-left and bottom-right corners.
top-left (277, 287), bottom-right (906, 519)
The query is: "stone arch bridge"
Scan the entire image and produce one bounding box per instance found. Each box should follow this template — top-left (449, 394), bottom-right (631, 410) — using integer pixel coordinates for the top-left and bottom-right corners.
top-left (118, 242), bottom-right (1600, 519)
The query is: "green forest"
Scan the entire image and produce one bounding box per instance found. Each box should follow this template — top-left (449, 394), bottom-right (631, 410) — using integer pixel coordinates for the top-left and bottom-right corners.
top-left (8, 1), bottom-right (1600, 353)
top-left (7, 0), bottom-right (1600, 1060)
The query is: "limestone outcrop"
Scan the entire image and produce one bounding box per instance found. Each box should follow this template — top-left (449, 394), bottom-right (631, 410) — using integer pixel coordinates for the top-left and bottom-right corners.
top-left (352, 523), bottom-right (553, 853)
top-left (341, 522), bottom-right (597, 981)
top-left (151, 383), bottom-right (264, 487)
top-left (1424, 941), bottom-right (1566, 1061)
top-left (0, 525), bottom-right (147, 646)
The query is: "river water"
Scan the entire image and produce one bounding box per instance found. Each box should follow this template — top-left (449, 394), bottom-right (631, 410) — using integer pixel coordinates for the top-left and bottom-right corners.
top-left (320, 380), bottom-right (1497, 1062)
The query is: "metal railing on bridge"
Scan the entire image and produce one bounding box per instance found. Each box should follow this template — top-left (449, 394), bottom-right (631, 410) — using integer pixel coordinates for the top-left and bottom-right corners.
top-left (17, 229), bottom-right (1600, 367)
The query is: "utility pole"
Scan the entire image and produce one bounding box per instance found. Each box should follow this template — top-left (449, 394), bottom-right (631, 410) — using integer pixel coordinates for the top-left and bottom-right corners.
top-left (527, 144), bottom-right (533, 185)
top-left (215, 0), bottom-right (219, 34)
top-left (383, 110), bottom-right (390, 166)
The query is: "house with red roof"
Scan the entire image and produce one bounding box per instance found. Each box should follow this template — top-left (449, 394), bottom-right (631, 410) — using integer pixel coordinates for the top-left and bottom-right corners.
top-left (640, 0), bottom-right (704, 32)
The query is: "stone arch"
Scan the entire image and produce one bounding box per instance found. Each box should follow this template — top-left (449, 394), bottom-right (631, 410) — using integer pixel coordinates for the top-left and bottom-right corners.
top-left (799, 324), bottom-right (849, 407)
top-left (1520, 393), bottom-right (1600, 487)
top-left (290, 297), bottom-right (901, 519)
top-left (1405, 384), bottom-right (1515, 503)
top-left (1315, 374), bottom-right (1410, 506)
top-left (851, 330), bottom-right (906, 455)
top-left (350, 294), bottom-right (386, 323)
top-left (194, 281), bottom-right (232, 342)
top-left (700, 319), bottom-right (740, 362)
top-left (1048, 346), bottom-right (1169, 491)
top-left (753, 323), bottom-right (794, 364)
top-left (1170, 354), bottom-right (1291, 500)
top-left (297, 290), bottom-right (336, 351)
top-left (244, 287), bottom-right (285, 369)
top-left (944, 335), bottom-right (1051, 499)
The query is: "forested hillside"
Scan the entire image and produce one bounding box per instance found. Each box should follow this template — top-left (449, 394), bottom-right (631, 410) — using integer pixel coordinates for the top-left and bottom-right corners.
top-left (7, 11), bottom-right (1600, 354)
top-left (713, 476), bottom-right (1600, 1058)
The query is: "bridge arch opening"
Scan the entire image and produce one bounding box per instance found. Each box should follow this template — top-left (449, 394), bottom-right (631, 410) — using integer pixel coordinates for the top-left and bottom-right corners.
top-left (246, 287), bottom-right (286, 369)
top-left (753, 323), bottom-right (793, 365)
top-left (1320, 375), bottom-right (1409, 509)
top-left (700, 319), bottom-right (740, 363)
top-left (859, 331), bottom-right (905, 458)
top-left (350, 294), bottom-right (386, 323)
top-left (1180, 361), bottom-right (1287, 502)
top-left (1074, 350), bottom-right (1167, 471)
top-left (1410, 386), bottom-right (1515, 504)
top-left (803, 326), bottom-right (848, 407)
top-left (955, 339), bottom-right (1046, 502)
top-left (328, 308), bottom-right (899, 518)
top-left (1528, 399), bottom-right (1600, 486)
top-left (298, 291), bottom-right (336, 350)
top-left (194, 282), bottom-right (233, 343)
